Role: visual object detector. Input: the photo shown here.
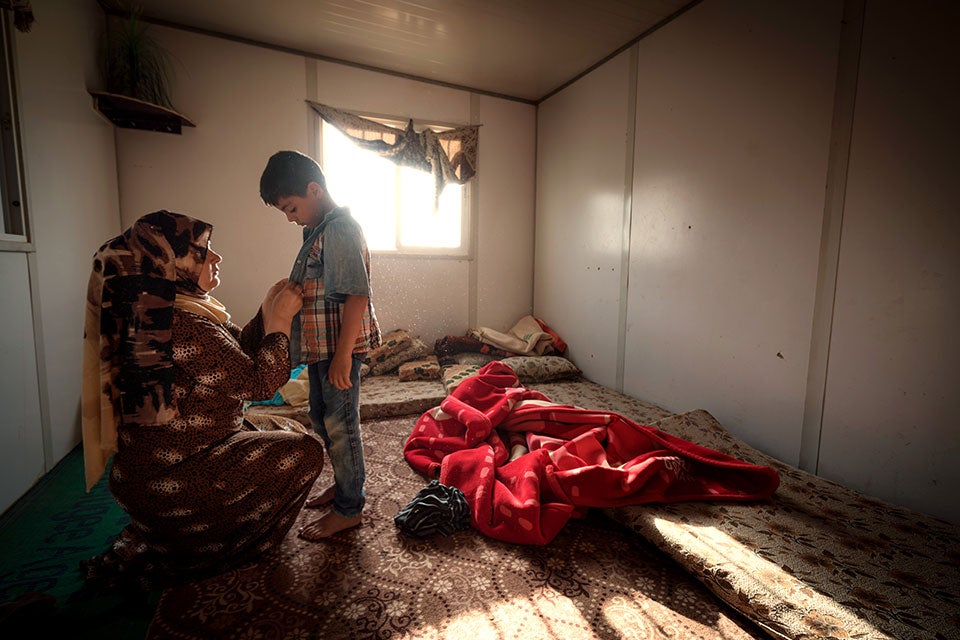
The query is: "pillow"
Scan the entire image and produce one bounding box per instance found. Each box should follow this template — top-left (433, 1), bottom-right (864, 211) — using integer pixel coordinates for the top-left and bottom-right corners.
top-left (365, 329), bottom-right (413, 369)
top-left (278, 365), bottom-right (310, 406)
top-left (451, 352), bottom-right (497, 367)
top-left (369, 337), bottom-right (429, 376)
top-left (249, 364), bottom-right (307, 406)
top-left (441, 364), bottom-right (482, 394)
top-left (499, 356), bottom-right (582, 383)
top-left (398, 355), bottom-right (441, 381)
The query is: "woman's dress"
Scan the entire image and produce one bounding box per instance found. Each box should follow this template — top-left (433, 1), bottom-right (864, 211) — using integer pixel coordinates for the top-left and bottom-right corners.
top-left (89, 310), bottom-right (323, 588)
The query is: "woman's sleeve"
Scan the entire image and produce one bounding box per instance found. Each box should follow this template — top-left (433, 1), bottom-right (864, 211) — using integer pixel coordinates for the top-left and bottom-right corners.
top-left (174, 310), bottom-right (290, 401)
top-left (238, 308), bottom-right (265, 357)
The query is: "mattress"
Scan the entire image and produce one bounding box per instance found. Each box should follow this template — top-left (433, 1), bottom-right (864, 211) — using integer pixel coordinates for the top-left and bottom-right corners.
top-left (245, 373), bottom-right (447, 425)
top-left (605, 409), bottom-right (960, 640)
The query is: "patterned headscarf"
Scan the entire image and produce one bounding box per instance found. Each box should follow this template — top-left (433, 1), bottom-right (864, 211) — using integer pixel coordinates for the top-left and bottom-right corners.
top-left (81, 211), bottom-right (213, 490)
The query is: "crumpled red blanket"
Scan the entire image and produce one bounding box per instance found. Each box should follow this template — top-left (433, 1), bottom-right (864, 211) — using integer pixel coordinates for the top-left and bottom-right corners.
top-left (404, 362), bottom-right (780, 545)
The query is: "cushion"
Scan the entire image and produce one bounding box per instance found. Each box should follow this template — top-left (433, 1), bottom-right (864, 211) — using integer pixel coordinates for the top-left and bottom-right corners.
top-left (277, 365), bottom-right (310, 406)
top-left (500, 355), bottom-right (581, 383)
top-left (365, 329), bottom-right (413, 369)
top-left (399, 356), bottom-right (441, 381)
top-left (441, 364), bottom-right (482, 394)
top-left (369, 337), bottom-right (429, 376)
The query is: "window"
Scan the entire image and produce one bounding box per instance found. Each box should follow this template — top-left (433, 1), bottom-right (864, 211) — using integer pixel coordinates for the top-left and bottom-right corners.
top-left (320, 117), bottom-right (469, 256)
top-left (0, 9), bottom-right (26, 244)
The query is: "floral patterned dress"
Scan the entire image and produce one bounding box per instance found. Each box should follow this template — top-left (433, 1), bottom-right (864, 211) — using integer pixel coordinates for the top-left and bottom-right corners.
top-left (90, 309), bottom-right (324, 589)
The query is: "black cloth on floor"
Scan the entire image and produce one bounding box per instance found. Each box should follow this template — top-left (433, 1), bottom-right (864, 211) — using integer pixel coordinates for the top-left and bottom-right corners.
top-left (394, 480), bottom-right (471, 538)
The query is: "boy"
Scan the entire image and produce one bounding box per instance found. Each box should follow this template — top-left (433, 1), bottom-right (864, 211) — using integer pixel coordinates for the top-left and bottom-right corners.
top-left (259, 150), bottom-right (381, 540)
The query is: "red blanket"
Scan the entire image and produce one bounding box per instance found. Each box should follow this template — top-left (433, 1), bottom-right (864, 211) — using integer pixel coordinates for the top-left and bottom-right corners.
top-left (404, 362), bottom-right (780, 545)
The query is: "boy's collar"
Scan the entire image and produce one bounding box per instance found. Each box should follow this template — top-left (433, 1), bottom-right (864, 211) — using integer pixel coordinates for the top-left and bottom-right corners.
top-left (303, 207), bottom-right (349, 242)
top-left (309, 205), bottom-right (347, 229)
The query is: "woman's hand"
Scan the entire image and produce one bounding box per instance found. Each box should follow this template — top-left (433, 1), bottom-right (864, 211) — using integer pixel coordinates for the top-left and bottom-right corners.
top-left (263, 280), bottom-right (303, 337)
top-left (261, 279), bottom-right (288, 314)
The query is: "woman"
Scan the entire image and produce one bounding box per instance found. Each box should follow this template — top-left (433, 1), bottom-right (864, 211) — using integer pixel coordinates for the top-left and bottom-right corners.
top-left (81, 210), bottom-right (324, 590)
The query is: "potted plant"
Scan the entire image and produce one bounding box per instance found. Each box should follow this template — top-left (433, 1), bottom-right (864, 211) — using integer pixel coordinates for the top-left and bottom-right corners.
top-left (101, 5), bottom-right (174, 108)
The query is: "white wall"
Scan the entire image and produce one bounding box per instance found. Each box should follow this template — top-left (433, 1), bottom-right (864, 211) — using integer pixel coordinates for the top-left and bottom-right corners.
top-left (13, 0), bottom-right (121, 471)
top-left (817, 0), bottom-right (960, 521)
top-left (114, 26), bottom-right (536, 349)
top-left (536, 0), bottom-right (959, 523)
top-left (114, 25), bottom-right (308, 325)
top-left (624, 1), bottom-right (841, 465)
top-left (473, 94), bottom-right (536, 334)
top-left (535, 51), bottom-right (634, 390)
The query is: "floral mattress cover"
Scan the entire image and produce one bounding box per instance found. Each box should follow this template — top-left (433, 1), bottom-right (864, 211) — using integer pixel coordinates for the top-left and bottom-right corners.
top-left (602, 409), bottom-right (960, 640)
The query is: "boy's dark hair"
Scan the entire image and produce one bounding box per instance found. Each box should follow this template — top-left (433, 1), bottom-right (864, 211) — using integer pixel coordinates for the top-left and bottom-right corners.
top-left (259, 150), bottom-right (327, 206)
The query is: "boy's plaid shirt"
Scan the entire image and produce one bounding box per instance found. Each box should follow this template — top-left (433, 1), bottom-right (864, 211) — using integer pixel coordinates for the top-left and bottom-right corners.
top-left (288, 207), bottom-right (381, 366)
top-left (298, 239), bottom-right (379, 363)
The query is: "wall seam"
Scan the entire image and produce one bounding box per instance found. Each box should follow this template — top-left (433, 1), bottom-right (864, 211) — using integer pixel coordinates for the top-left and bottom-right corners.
top-left (615, 46), bottom-right (639, 393)
top-left (799, 0), bottom-right (865, 474)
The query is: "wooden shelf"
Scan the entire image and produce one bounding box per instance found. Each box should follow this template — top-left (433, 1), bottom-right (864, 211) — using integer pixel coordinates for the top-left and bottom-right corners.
top-left (89, 90), bottom-right (195, 134)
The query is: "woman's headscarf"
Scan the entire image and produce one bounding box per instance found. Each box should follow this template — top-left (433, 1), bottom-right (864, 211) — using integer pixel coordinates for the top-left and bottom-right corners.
top-left (81, 211), bottom-right (213, 491)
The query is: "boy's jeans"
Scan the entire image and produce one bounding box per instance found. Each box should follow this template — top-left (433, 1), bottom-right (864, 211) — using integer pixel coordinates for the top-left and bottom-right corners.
top-left (307, 356), bottom-right (365, 518)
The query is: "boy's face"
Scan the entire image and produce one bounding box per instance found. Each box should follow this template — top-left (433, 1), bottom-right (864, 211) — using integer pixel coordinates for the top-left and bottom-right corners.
top-left (275, 181), bottom-right (325, 227)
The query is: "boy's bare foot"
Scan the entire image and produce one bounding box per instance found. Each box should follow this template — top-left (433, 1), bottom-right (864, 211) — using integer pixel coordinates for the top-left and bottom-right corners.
top-left (305, 485), bottom-right (336, 509)
top-left (298, 511), bottom-right (362, 541)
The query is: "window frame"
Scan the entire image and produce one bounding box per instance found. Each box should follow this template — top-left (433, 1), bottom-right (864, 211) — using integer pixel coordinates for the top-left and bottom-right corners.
top-left (317, 109), bottom-right (473, 259)
top-left (0, 9), bottom-right (29, 251)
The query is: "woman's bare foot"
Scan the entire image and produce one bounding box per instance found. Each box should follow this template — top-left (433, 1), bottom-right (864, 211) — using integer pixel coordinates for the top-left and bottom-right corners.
top-left (298, 511), bottom-right (362, 541)
top-left (305, 485), bottom-right (336, 509)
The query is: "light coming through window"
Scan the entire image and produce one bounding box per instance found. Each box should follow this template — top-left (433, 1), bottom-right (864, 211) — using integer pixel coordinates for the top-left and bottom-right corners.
top-left (320, 118), bottom-right (467, 255)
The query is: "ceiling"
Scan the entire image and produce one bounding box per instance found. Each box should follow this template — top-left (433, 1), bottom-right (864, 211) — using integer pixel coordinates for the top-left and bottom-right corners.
top-left (117, 0), bottom-right (698, 103)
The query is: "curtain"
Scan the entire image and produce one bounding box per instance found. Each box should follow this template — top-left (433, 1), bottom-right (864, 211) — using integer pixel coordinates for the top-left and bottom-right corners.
top-left (0, 0), bottom-right (34, 32)
top-left (307, 101), bottom-right (479, 201)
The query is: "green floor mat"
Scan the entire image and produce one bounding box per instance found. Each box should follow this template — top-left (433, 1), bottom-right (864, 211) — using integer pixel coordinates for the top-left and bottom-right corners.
top-left (0, 446), bottom-right (158, 637)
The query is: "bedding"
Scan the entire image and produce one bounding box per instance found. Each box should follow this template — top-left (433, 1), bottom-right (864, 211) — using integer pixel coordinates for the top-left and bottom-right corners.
top-left (245, 372), bottom-right (447, 423)
top-left (500, 354), bottom-right (581, 382)
top-left (359, 373), bottom-right (446, 418)
top-left (369, 337), bottom-right (430, 376)
top-left (404, 362), bottom-right (780, 545)
top-left (447, 351), bottom-right (497, 367)
top-left (469, 315), bottom-right (558, 355)
top-left (604, 410), bottom-right (960, 640)
top-left (397, 355), bottom-right (441, 381)
top-left (147, 414), bottom-right (769, 640)
top-left (434, 334), bottom-right (517, 364)
top-left (528, 378), bottom-right (674, 425)
top-left (440, 363), bottom-right (482, 394)
top-left (365, 328), bottom-right (413, 367)
top-left (246, 350), bottom-right (960, 640)
top-left (520, 377), bottom-right (960, 640)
